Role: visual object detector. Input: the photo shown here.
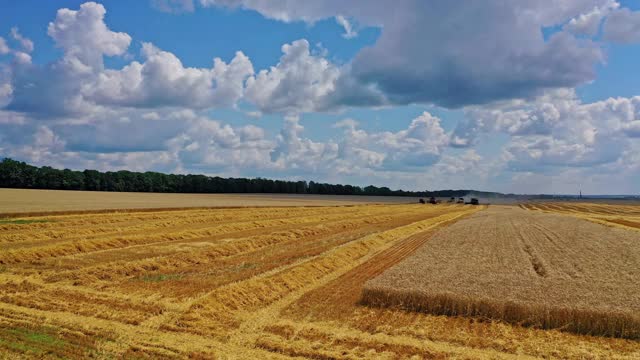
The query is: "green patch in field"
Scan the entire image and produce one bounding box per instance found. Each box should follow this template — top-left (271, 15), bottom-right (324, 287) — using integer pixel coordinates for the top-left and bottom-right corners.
top-left (0, 324), bottom-right (113, 358)
top-left (0, 338), bottom-right (40, 354)
top-left (136, 273), bottom-right (183, 282)
top-left (0, 219), bottom-right (52, 225)
top-left (235, 262), bottom-right (257, 271)
top-left (0, 327), bottom-right (66, 355)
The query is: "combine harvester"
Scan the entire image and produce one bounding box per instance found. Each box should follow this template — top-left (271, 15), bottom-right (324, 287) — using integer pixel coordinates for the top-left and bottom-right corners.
top-left (421, 196), bottom-right (478, 205)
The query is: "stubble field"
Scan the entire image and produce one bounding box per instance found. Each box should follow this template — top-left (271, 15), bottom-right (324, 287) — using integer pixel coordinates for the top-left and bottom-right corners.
top-left (0, 198), bottom-right (639, 359)
top-left (522, 202), bottom-right (640, 231)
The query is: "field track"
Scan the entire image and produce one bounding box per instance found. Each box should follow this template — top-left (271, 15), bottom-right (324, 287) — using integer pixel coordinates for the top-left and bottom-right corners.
top-left (1, 203), bottom-right (639, 358)
top-left (363, 206), bottom-right (640, 340)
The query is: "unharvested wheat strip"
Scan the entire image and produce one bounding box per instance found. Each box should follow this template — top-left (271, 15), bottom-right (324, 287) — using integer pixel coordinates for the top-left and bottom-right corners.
top-left (36, 216), bottom-right (390, 274)
top-left (222, 209), bottom-right (482, 353)
top-left (3, 203), bottom-right (640, 359)
top-left (282, 219), bottom-right (454, 322)
top-left (547, 204), bottom-right (591, 216)
top-left (0, 204), bottom-right (390, 246)
top-left (0, 207), bottom-right (242, 235)
top-left (257, 319), bottom-right (538, 360)
top-left (0, 207), bottom-right (425, 263)
top-left (0, 212), bottom-right (279, 245)
top-left (574, 216), bottom-right (640, 232)
top-left (8, 205), bottom-right (429, 253)
top-left (363, 206), bottom-right (640, 339)
top-left (602, 217), bottom-right (640, 230)
top-left (122, 210), bottom-right (446, 302)
top-left (40, 210), bottom-right (436, 285)
top-left (0, 209), bottom-right (374, 253)
top-left (323, 299), bottom-right (640, 359)
top-left (0, 318), bottom-right (112, 358)
top-left (0, 272), bottom-right (180, 308)
top-left (0, 302), bottom-right (292, 359)
top-left (166, 209), bottom-right (478, 336)
top-left (0, 288), bottom-right (164, 325)
top-left (3, 205), bottom-right (411, 251)
top-left (0, 205), bottom-right (404, 256)
top-left (0, 205), bottom-right (382, 245)
top-left (591, 204), bottom-right (634, 215)
top-left (0, 188), bottom-right (417, 214)
top-left (66, 205), bottom-right (431, 256)
top-left (526, 202), bottom-right (640, 232)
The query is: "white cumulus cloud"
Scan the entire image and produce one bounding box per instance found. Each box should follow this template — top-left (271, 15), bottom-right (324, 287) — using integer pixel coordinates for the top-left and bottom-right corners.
top-left (10, 27), bottom-right (34, 53)
top-left (86, 43), bottom-right (254, 109)
top-left (245, 39), bottom-right (339, 114)
top-left (200, 0), bottom-right (610, 108)
top-left (151, 0), bottom-right (195, 13)
top-left (47, 1), bottom-right (131, 69)
top-left (563, 0), bottom-right (619, 36)
top-left (453, 89), bottom-right (640, 171)
top-left (603, 7), bottom-right (640, 43)
top-left (0, 37), bottom-right (10, 55)
top-left (335, 15), bottom-right (357, 39)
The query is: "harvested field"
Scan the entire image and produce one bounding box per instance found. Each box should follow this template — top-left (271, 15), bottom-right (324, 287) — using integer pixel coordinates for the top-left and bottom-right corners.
top-left (1, 203), bottom-right (639, 359)
top-left (363, 206), bottom-right (640, 339)
top-left (0, 188), bottom-right (417, 215)
top-left (522, 202), bottom-right (640, 231)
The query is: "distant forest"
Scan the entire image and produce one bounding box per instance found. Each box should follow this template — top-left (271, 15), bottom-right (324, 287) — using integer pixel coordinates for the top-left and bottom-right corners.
top-left (0, 158), bottom-right (503, 198)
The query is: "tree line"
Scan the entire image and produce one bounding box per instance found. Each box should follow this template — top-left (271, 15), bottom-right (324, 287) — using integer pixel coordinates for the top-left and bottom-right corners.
top-left (0, 157), bottom-right (484, 198)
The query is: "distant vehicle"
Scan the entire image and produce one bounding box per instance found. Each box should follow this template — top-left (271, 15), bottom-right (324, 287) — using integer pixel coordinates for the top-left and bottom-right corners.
top-left (448, 197), bottom-right (455, 203)
top-left (428, 197), bottom-right (437, 204)
top-left (468, 198), bottom-right (479, 205)
top-left (457, 197), bottom-right (465, 204)
top-left (419, 198), bottom-right (425, 204)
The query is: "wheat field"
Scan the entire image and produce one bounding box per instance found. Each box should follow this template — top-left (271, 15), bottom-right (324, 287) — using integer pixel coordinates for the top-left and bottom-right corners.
top-left (1, 201), bottom-right (639, 358)
top-left (363, 206), bottom-right (640, 339)
top-left (0, 188), bottom-right (417, 215)
top-left (522, 201), bottom-right (640, 231)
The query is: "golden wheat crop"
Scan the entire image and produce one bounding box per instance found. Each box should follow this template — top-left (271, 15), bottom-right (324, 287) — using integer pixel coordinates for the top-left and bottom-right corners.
top-left (363, 206), bottom-right (640, 339)
top-left (0, 201), bottom-right (639, 359)
top-left (521, 201), bottom-right (640, 231)
top-left (0, 188), bottom-right (415, 214)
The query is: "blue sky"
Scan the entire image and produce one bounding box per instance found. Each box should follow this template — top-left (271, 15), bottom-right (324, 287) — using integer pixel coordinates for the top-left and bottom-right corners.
top-left (1, 0), bottom-right (639, 194)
